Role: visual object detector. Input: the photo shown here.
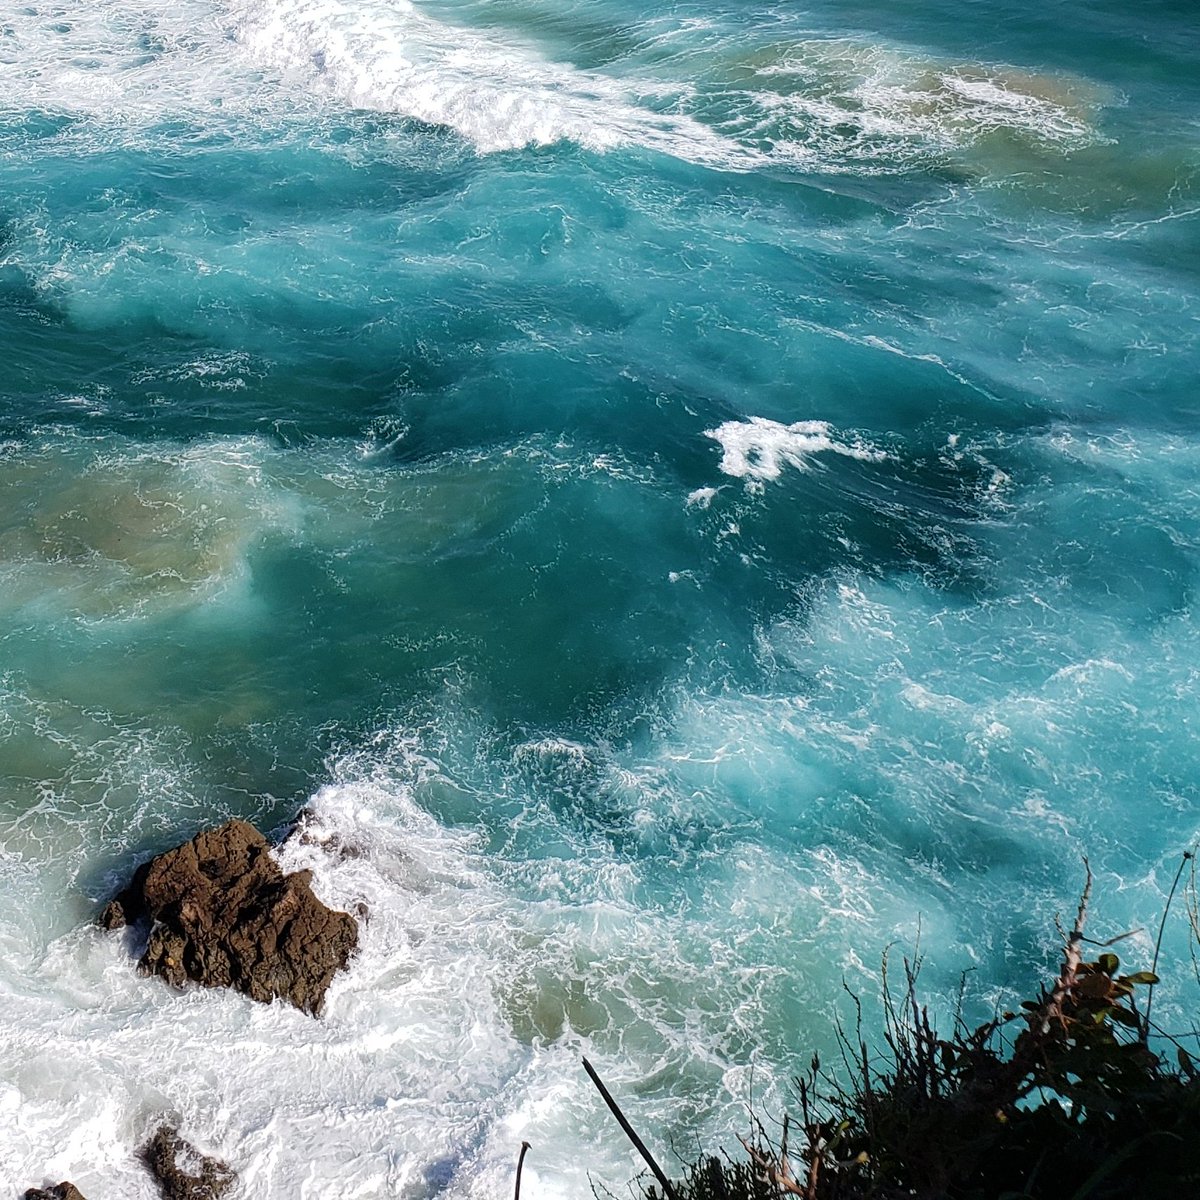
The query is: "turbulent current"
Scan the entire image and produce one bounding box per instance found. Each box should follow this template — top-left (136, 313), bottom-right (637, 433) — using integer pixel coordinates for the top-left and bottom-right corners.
top-left (2, 0), bottom-right (1199, 1194)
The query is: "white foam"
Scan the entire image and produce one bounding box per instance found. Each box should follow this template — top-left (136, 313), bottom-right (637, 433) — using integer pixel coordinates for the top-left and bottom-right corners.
top-left (0, 0), bottom-right (1103, 171)
top-left (740, 41), bottom-right (1105, 171)
top-left (0, 0), bottom-right (280, 122)
top-left (227, 0), bottom-right (753, 163)
top-left (704, 416), bottom-right (887, 482)
top-left (0, 774), bottom-right (546, 1194)
top-left (0, 728), bottom-right (803, 1197)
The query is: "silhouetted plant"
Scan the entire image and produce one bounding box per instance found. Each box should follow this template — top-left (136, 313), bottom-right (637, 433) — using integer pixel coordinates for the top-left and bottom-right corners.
top-left (649, 857), bottom-right (1200, 1200)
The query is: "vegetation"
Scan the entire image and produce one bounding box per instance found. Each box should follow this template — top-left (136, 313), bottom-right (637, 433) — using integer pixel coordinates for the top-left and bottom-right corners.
top-left (634, 859), bottom-right (1200, 1200)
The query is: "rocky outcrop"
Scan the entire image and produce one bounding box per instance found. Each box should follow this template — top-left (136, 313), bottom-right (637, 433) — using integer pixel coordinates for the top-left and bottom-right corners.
top-left (24, 1185), bottom-right (87, 1200)
top-left (101, 818), bottom-right (358, 1015)
top-left (141, 1126), bottom-right (236, 1200)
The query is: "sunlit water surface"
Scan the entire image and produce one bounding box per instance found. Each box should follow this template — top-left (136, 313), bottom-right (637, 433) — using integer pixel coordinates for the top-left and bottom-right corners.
top-left (2, 0), bottom-right (1199, 1194)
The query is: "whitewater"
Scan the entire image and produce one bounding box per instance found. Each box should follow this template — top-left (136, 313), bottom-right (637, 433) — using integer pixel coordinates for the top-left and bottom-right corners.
top-left (2, 0), bottom-right (1199, 1194)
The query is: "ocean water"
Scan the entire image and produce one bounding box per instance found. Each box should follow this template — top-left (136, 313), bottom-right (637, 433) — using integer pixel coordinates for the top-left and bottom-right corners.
top-left (2, 0), bottom-right (1200, 1194)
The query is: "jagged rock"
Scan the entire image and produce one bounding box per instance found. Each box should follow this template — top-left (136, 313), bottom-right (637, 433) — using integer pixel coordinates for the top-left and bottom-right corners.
top-left (141, 1125), bottom-right (236, 1200)
top-left (101, 818), bottom-right (358, 1015)
top-left (286, 807), bottom-right (364, 860)
top-left (24, 1185), bottom-right (87, 1200)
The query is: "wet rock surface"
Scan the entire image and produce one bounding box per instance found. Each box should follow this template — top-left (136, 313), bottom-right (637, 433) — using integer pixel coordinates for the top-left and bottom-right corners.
top-left (287, 807), bottom-right (365, 861)
top-left (141, 1125), bottom-right (236, 1200)
top-left (101, 818), bottom-right (358, 1015)
top-left (24, 1185), bottom-right (88, 1200)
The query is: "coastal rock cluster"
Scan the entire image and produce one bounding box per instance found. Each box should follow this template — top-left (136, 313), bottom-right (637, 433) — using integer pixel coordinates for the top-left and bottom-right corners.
top-left (100, 817), bottom-right (358, 1015)
top-left (141, 1125), bottom-right (237, 1200)
top-left (22, 817), bottom-right (360, 1193)
top-left (23, 1125), bottom-right (236, 1200)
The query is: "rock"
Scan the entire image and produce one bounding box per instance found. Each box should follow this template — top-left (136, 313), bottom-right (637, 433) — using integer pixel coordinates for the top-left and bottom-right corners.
top-left (141, 1125), bottom-right (236, 1200)
top-left (286, 807), bottom-right (364, 860)
top-left (100, 860), bottom-right (151, 931)
top-left (102, 818), bottom-right (358, 1015)
top-left (24, 1185), bottom-right (87, 1200)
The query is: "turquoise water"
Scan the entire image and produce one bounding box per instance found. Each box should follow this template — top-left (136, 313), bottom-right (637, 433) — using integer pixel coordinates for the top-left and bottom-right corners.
top-left (2, 0), bottom-right (1200, 1194)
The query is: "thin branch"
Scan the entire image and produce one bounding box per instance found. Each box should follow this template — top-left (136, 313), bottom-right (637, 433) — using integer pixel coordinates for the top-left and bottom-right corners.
top-left (739, 1136), bottom-right (807, 1197)
top-left (1144, 851), bottom-right (1194, 1043)
top-left (514, 1141), bottom-right (531, 1200)
top-left (583, 1058), bottom-right (678, 1200)
top-left (1043, 858), bottom-right (1092, 1034)
top-left (1079, 929), bottom-right (1142, 948)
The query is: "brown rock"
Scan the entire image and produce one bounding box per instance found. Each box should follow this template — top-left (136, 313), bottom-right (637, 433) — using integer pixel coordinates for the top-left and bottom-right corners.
top-left (141, 1125), bottom-right (236, 1200)
top-left (24, 1185), bottom-right (87, 1200)
top-left (102, 818), bottom-right (357, 1015)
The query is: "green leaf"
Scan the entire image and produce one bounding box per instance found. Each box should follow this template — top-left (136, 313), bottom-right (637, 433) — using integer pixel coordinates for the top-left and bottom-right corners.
top-left (1124, 971), bottom-right (1159, 986)
top-left (1109, 1006), bottom-right (1140, 1027)
top-left (1097, 953), bottom-right (1119, 975)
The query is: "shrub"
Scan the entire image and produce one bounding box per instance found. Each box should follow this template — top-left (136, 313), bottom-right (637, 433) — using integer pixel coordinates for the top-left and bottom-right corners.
top-left (638, 861), bottom-right (1200, 1200)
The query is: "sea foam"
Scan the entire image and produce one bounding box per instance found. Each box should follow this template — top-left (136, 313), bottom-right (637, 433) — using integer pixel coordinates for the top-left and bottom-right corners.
top-left (704, 417), bottom-right (887, 482)
top-left (0, 0), bottom-right (1103, 174)
top-left (229, 0), bottom-right (752, 163)
top-left (0, 732), bottom-right (800, 1197)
